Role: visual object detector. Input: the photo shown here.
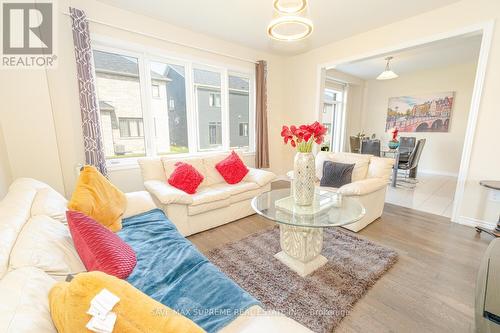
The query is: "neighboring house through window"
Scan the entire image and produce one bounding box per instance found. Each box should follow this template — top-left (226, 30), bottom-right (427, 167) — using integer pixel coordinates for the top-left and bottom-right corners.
top-left (92, 43), bottom-right (255, 166)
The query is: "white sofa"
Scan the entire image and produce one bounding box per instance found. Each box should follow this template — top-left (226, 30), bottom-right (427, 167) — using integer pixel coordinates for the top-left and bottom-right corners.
top-left (314, 152), bottom-right (394, 232)
top-left (138, 152), bottom-right (276, 236)
top-left (0, 178), bottom-right (310, 333)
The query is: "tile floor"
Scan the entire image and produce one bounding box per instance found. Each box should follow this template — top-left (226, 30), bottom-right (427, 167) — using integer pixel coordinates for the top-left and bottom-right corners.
top-left (385, 173), bottom-right (457, 218)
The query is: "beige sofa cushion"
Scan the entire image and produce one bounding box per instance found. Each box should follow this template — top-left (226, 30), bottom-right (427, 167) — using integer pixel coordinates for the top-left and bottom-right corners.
top-left (9, 216), bottom-right (85, 280)
top-left (31, 187), bottom-right (68, 224)
top-left (0, 185), bottom-right (37, 278)
top-left (190, 186), bottom-right (231, 206)
top-left (138, 157), bottom-right (166, 182)
top-left (367, 156), bottom-right (394, 181)
top-left (0, 267), bottom-right (57, 333)
top-left (315, 152), bottom-right (371, 182)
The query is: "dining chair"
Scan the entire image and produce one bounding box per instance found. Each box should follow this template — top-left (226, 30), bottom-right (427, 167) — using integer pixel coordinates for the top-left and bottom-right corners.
top-left (397, 138), bottom-right (426, 188)
top-left (350, 136), bottom-right (361, 153)
top-left (360, 139), bottom-right (381, 157)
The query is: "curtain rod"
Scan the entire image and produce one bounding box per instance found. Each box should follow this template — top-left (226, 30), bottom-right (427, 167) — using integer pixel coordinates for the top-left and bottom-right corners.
top-left (62, 12), bottom-right (259, 65)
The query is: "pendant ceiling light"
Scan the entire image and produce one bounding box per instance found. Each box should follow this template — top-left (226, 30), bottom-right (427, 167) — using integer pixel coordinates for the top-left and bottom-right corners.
top-left (267, 16), bottom-right (313, 41)
top-left (268, 0), bottom-right (313, 42)
top-left (376, 56), bottom-right (399, 80)
top-left (273, 0), bottom-right (307, 14)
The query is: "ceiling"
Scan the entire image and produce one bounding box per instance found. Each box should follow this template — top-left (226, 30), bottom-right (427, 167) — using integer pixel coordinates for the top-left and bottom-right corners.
top-left (96, 0), bottom-right (462, 55)
top-left (332, 33), bottom-right (482, 80)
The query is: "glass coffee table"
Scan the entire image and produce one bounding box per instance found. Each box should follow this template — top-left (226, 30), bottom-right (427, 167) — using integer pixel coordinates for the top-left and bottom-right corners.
top-left (251, 188), bottom-right (366, 277)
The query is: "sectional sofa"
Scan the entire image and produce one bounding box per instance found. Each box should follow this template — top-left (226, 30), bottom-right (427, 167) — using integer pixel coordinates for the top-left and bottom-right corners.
top-left (0, 178), bottom-right (311, 333)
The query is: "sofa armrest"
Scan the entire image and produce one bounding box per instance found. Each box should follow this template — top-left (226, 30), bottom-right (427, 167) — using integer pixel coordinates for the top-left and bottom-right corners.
top-left (123, 191), bottom-right (157, 219)
top-left (244, 168), bottom-right (276, 187)
top-left (143, 180), bottom-right (193, 205)
top-left (338, 178), bottom-right (387, 196)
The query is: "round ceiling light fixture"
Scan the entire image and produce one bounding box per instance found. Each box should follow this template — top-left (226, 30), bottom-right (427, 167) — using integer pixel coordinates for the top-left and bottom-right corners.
top-left (273, 0), bottom-right (308, 14)
top-left (267, 16), bottom-right (313, 41)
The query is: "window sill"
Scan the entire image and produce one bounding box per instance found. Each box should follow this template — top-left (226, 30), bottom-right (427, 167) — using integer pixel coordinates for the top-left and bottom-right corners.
top-left (106, 150), bottom-right (256, 172)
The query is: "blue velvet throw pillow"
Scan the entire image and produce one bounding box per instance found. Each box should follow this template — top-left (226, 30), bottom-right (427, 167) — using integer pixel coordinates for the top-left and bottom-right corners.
top-left (320, 161), bottom-right (355, 188)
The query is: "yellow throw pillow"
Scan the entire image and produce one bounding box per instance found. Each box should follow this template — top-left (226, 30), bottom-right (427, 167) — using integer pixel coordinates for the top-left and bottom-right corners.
top-left (68, 165), bottom-right (126, 232)
top-left (49, 271), bottom-right (205, 333)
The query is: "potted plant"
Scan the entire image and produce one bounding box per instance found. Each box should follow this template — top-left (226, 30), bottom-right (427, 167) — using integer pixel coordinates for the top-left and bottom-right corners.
top-left (281, 121), bottom-right (327, 205)
top-left (388, 128), bottom-right (400, 149)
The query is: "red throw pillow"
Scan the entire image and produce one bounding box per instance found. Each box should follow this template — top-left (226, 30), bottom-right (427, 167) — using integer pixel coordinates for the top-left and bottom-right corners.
top-left (215, 151), bottom-right (249, 184)
top-left (168, 162), bottom-right (204, 194)
top-left (66, 210), bottom-right (137, 279)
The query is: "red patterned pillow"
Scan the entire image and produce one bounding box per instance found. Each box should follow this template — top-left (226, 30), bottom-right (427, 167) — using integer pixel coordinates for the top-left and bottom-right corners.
top-left (66, 210), bottom-right (136, 279)
top-left (168, 162), bottom-right (204, 194)
top-left (215, 151), bottom-right (249, 184)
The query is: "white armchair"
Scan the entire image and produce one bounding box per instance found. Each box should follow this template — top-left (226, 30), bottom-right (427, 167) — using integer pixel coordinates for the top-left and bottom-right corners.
top-left (289, 152), bottom-right (393, 232)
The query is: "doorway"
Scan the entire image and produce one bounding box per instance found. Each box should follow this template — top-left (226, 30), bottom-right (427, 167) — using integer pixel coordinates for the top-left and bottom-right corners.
top-left (316, 23), bottom-right (493, 222)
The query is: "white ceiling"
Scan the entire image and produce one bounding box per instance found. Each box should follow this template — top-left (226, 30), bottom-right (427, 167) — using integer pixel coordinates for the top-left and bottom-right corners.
top-left (332, 33), bottom-right (482, 80)
top-left (96, 0), bottom-right (462, 55)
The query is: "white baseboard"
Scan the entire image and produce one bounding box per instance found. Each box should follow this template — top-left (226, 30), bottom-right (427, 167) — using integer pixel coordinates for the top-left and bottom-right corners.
top-left (454, 216), bottom-right (496, 229)
top-left (418, 169), bottom-right (458, 177)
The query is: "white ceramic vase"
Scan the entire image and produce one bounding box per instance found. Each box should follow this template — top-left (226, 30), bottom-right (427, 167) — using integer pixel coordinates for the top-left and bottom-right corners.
top-left (293, 152), bottom-right (315, 206)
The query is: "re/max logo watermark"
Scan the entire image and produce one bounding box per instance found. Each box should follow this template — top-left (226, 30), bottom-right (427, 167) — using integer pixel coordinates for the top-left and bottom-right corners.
top-left (1, 1), bottom-right (57, 68)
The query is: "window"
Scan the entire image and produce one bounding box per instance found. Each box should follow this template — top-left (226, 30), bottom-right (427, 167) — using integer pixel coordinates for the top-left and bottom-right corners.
top-left (150, 61), bottom-right (188, 155)
top-left (209, 93), bottom-right (221, 107)
top-left (239, 123), bottom-right (249, 137)
top-left (208, 122), bottom-right (222, 145)
top-left (229, 75), bottom-right (250, 148)
top-left (194, 68), bottom-right (222, 151)
top-left (321, 87), bottom-right (345, 151)
top-left (151, 84), bottom-right (160, 98)
top-left (119, 118), bottom-right (144, 138)
top-left (92, 43), bottom-right (255, 165)
top-left (93, 50), bottom-right (146, 159)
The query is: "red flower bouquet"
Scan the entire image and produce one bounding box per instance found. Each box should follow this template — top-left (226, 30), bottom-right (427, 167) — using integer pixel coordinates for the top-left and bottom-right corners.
top-left (281, 121), bottom-right (328, 153)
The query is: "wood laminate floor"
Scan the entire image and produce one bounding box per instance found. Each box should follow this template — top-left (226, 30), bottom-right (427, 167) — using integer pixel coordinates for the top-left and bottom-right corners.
top-left (188, 183), bottom-right (492, 333)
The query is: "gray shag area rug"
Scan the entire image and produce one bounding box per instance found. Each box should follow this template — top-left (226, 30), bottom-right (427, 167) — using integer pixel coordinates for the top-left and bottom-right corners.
top-left (207, 227), bottom-right (398, 333)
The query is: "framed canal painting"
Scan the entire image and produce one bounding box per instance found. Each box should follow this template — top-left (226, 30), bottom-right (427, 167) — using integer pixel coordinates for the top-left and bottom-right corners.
top-left (385, 91), bottom-right (455, 132)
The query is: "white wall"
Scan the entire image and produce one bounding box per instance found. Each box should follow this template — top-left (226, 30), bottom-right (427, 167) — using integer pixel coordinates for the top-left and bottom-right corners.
top-left (282, 0), bottom-right (500, 226)
top-left (0, 125), bottom-right (12, 199)
top-left (359, 62), bottom-right (477, 175)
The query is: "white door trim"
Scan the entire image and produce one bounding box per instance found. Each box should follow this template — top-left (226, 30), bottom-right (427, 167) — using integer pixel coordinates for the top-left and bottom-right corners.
top-left (314, 20), bottom-right (495, 224)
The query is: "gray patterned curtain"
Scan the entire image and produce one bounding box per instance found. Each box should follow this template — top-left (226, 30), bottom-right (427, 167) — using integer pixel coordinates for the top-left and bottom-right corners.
top-left (69, 7), bottom-right (107, 176)
top-left (255, 60), bottom-right (269, 168)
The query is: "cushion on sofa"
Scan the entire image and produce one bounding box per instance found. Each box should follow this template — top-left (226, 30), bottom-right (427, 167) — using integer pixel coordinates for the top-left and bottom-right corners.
top-left (215, 151), bottom-right (249, 184)
top-left (315, 152), bottom-right (371, 182)
top-left (190, 186), bottom-right (231, 206)
top-left (123, 191), bottom-right (157, 219)
top-left (244, 168), bottom-right (276, 186)
top-left (0, 186), bottom-right (37, 278)
top-left (0, 267), bottom-right (57, 333)
top-left (367, 156), bottom-right (394, 181)
top-left (30, 187), bottom-right (68, 224)
top-left (168, 162), bottom-right (204, 194)
top-left (163, 156), bottom-right (207, 187)
top-left (67, 211), bottom-right (136, 279)
top-left (144, 180), bottom-right (194, 205)
top-left (320, 161), bottom-right (355, 188)
top-left (188, 198), bottom-right (232, 216)
top-left (138, 157), bottom-right (168, 182)
top-left (49, 271), bottom-right (204, 333)
top-left (68, 165), bottom-right (126, 232)
top-left (203, 151), bottom-right (245, 185)
top-left (9, 215), bottom-right (85, 280)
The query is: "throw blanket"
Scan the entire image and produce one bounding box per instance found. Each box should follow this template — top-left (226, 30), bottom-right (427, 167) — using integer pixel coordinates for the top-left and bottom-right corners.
top-left (118, 209), bottom-right (260, 333)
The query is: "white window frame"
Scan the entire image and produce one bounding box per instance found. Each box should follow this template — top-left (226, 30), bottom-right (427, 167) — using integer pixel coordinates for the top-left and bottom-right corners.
top-left (90, 37), bottom-right (256, 170)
